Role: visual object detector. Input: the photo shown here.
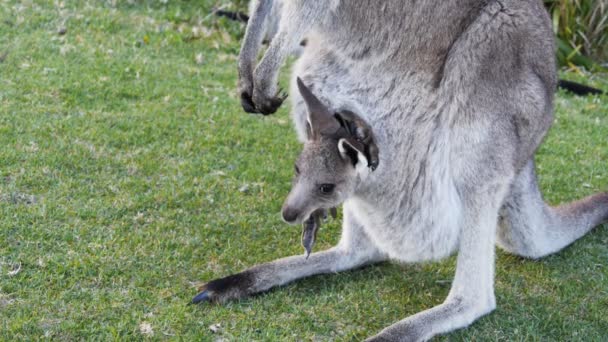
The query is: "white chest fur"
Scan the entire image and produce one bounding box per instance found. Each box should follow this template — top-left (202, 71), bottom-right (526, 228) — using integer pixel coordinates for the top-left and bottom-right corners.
top-left (346, 141), bottom-right (463, 263)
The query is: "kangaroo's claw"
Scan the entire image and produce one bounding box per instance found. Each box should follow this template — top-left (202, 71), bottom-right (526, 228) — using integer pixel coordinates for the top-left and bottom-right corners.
top-left (191, 289), bottom-right (211, 304)
top-left (249, 87), bottom-right (287, 115)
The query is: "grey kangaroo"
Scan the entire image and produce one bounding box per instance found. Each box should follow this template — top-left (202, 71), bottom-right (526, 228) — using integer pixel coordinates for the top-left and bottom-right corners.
top-left (194, 0), bottom-right (608, 340)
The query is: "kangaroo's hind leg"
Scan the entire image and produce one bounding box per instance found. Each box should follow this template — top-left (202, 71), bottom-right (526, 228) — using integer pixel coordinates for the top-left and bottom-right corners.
top-left (497, 159), bottom-right (608, 259)
top-left (192, 206), bottom-right (386, 304)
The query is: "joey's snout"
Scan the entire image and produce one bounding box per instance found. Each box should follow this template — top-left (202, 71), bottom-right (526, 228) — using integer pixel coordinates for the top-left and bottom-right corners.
top-left (281, 205), bottom-right (301, 224)
top-left (281, 182), bottom-right (308, 224)
top-left (281, 188), bottom-right (311, 224)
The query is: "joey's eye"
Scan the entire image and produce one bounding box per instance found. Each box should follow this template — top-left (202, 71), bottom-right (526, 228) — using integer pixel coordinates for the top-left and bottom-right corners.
top-left (319, 184), bottom-right (335, 194)
top-left (294, 165), bottom-right (300, 175)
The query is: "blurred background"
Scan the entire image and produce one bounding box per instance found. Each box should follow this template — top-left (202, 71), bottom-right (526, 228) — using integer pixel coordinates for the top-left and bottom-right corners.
top-left (543, 0), bottom-right (607, 71)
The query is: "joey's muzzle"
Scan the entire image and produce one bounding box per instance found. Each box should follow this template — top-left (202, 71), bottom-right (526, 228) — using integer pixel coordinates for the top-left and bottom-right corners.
top-left (281, 205), bottom-right (300, 224)
top-left (281, 184), bottom-right (310, 224)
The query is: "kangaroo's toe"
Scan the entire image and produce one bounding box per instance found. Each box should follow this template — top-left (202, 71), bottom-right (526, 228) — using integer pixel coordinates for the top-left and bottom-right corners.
top-left (191, 290), bottom-right (211, 304)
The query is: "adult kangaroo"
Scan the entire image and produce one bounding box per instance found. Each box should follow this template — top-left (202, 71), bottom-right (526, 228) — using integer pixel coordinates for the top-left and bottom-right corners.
top-left (194, 1), bottom-right (608, 340)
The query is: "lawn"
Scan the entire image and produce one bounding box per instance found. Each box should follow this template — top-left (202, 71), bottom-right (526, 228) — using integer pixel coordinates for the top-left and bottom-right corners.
top-left (1, 1), bottom-right (607, 340)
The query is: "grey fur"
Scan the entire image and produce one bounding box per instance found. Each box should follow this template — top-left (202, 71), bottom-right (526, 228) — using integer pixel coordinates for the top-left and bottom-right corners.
top-left (196, 1), bottom-right (608, 340)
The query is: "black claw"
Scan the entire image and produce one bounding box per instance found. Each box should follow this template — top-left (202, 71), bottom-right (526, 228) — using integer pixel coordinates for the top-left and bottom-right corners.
top-left (256, 89), bottom-right (288, 115)
top-left (191, 289), bottom-right (211, 304)
top-left (279, 89), bottom-right (288, 101)
top-left (241, 86), bottom-right (288, 115)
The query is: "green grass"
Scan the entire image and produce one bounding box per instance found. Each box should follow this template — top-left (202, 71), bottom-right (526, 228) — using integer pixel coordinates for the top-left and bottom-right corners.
top-left (1, 1), bottom-right (607, 340)
top-left (544, 0), bottom-right (608, 70)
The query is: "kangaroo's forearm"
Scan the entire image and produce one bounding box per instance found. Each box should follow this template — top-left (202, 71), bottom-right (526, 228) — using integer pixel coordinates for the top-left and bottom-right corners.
top-left (238, 0), bottom-right (273, 81)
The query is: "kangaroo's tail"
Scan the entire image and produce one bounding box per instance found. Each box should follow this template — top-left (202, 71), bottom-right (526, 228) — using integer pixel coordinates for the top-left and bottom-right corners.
top-left (558, 79), bottom-right (604, 96)
top-left (214, 9), bottom-right (249, 23)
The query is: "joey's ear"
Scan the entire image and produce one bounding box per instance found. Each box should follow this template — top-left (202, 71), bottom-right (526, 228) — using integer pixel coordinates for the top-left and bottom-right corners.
top-left (338, 138), bottom-right (370, 177)
top-left (336, 110), bottom-right (379, 171)
top-left (297, 77), bottom-right (340, 139)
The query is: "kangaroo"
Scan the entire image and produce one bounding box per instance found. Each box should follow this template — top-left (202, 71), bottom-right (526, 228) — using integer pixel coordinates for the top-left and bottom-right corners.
top-left (195, 1), bottom-right (608, 340)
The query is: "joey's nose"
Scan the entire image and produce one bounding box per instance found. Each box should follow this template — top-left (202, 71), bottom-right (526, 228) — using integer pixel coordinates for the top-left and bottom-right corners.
top-left (282, 207), bottom-right (299, 224)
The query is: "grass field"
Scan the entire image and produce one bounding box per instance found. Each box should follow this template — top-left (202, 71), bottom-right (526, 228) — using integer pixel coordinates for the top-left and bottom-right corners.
top-left (1, 1), bottom-right (607, 340)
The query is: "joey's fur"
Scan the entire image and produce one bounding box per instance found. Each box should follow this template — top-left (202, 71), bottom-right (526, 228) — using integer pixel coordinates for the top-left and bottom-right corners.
top-left (195, 1), bottom-right (608, 340)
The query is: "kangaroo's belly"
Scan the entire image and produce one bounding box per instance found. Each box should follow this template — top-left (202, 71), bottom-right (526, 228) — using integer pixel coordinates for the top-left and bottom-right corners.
top-left (348, 190), bottom-right (462, 263)
top-left (345, 134), bottom-right (463, 263)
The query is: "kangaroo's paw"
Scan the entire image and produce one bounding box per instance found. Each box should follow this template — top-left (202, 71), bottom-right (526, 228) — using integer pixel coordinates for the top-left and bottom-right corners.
top-left (239, 89), bottom-right (258, 113)
top-left (251, 87), bottom-right (288, 115)
top-left (237, 83), bottom-right (286, 115)
top-left (191, 271), bottom-right (254, 304)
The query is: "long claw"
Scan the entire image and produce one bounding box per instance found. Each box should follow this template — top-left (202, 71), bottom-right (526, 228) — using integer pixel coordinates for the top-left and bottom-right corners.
top-left (279, 89), bottom-right (288, 101)
top-left (191, 289), bottom-right (211, 304)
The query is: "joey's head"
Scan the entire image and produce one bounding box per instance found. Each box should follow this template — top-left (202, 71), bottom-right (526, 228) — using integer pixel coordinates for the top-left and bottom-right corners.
top-left (281, 78), bottom-right (379, 224)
